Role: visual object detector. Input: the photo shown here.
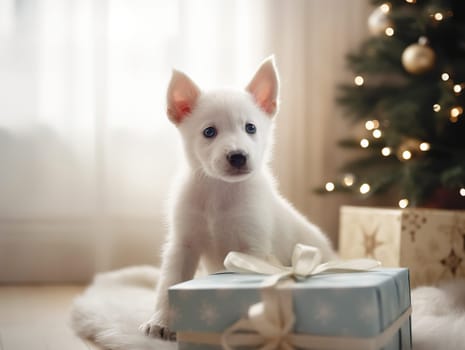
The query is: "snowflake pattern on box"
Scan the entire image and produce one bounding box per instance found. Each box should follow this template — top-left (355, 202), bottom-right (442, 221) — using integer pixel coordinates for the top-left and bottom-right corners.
top-left (314, 298), bottom-right (335, 325)
top-left (401, 211), bottom-right (427, 242)
top-left (401, 210), bottom-right (465, 286)
top-left (440, 248), bottom-right (463, 276)
top-left (358, 302), bottom-right (378, 325)
top-left (437, 214), bottom-right (465, 277)
top-left (198, 301), bottom-right (219, 326)
top-left (169, 269), bottom-right (411, 349)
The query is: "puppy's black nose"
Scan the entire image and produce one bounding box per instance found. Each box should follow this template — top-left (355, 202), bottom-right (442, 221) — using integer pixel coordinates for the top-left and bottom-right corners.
top-left (227, 151), bottom-right (248, 169)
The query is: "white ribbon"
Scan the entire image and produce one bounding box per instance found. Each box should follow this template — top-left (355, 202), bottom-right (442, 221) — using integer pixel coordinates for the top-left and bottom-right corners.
top-left (221, 288), bottom-right (297, 350)
top-left (218, 244), bottom-right (385, 350)
top-left (224, 243), bottom-right (381, 287)
top-left (176, 244), bottom-right (410, 349)
top-left (178, 306), bottom-right (412, 350)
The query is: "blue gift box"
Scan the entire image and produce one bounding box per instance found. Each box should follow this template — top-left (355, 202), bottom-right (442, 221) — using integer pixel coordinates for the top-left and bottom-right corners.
top-left (169, 268), bottom-right (411, 350)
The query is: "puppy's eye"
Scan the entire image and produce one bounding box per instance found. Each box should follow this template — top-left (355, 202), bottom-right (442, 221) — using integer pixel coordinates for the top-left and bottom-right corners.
top-left (203, 126), bottom-right (217, 138)
top-left (245, 123), bottom-right (256, 134)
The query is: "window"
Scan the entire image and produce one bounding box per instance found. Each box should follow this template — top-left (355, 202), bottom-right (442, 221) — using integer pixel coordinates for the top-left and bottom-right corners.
top-left (0, 0), bottom-right (268, 281)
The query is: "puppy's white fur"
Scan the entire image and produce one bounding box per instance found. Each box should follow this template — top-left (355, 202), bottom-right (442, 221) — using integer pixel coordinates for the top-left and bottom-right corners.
top-left (140, 57), bottom-right (336, 339)
top-left (71, 58), bottom-right (465, 349)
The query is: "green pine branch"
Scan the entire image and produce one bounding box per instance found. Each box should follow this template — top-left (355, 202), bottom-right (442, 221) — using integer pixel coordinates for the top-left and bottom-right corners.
top-left (317, 0), bottom-right (465, 208)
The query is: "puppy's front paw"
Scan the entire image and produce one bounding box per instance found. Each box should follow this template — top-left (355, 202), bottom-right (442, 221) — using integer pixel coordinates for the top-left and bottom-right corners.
top-left (139, 318), bottom-right (176, 341)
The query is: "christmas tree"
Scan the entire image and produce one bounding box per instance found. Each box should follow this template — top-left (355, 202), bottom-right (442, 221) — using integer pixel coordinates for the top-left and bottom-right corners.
top-left (319, 0), bottom-right (465, 209)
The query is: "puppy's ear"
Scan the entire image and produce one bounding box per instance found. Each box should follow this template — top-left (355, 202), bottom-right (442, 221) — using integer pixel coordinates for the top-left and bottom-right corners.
top-left (246, 56), bottom-right (280, 117)
top-left (167, 70), bottom-right (201, 124)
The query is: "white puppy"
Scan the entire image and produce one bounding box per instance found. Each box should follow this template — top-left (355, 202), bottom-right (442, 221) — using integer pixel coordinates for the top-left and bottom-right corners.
top-left (140, 57), bottom-right (336, 340)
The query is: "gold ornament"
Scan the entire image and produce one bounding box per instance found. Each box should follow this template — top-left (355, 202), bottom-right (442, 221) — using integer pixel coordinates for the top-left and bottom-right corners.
top-left (401, 37), bottom-right (436, 74)
top-left (368, 6), bottom-right (393, 35)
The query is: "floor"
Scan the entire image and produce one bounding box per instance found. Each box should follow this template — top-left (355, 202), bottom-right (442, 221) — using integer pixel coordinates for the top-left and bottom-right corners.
top-left (0, 285), bottom-right (100, 350)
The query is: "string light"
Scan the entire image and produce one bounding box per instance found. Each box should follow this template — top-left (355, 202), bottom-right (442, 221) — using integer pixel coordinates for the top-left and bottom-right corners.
top-left (381, 147), bottom-right (392, 156)
top-left (372, 129), bottom-right (382, 138)
top-left (325, 182), bottom-right (335, 192)
top-left (354, 76), bottom-right (364, 86)
top-left (402, 150), bottom-right (412, 160)
top-left (365, 120), bottom-right (380, 130)
top-left (450, 106), bottom-right (463, 122)
top-left (365, 121), bottom-right (375, 130)
top-left (460, 188), bottom-right (465, 197)
top-left (433, 104), bottom-right (441, 112)
top-left (419, 142), bottom-right (431, 151)
top-left (398, 198), bottom-right (409, 208)
top-left (441, 73), bottom-right (450, 81)
top-left (450, 107), bottom-right (462, 117)
top-left (359, 183), bottom-right (371, 194)
top-left (380, 3), bottom-right (391, 13)
top-left (418, 36), bottom-right (428, 45)
top-left (360, 138), bottom-right (370, 148)
top-left (434, 12), bottom-right (444, 21)
top-left (343, 174), bottom-right (355, 187)
top-left (385, 27), bottom-right (395, 36)
top-left (453, 84), bottom-right (463, 94)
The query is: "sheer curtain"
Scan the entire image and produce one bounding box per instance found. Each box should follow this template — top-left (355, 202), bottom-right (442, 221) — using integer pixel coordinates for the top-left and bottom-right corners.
top-left (0, 0), bottom-right (370, 282)
top-left (0, 0), bottom-right (268, 281)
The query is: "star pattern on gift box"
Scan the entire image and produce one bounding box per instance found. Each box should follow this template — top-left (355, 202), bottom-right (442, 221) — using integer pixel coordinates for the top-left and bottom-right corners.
top-left (199, 301), bottom-right (219, 326)
top-left (314, 300), bottom-right (334, 325)
top-left (358, 302), bottom-right (378, 324)
top-left (361, 225), bottom-right (383, 258)
top-left (440, 248), bottom-right (463, 276)
top-left (401, 212), bottom-right (427, 242)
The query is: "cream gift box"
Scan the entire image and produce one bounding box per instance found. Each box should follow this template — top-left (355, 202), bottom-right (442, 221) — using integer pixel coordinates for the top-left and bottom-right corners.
top-left (168, 269), bottom-right (412, 350)
top-left (339, 205), bottom-right (465, 287)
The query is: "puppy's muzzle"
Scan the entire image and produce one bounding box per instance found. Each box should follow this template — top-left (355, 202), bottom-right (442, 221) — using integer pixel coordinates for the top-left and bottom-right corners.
top-left (227, 151), bottom-right (248, 169)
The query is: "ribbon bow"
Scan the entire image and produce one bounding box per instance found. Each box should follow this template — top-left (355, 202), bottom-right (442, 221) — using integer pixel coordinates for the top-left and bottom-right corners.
top-left (224, 243), bottom-right (381, 287)
top-left (221, 244), bottom-right (382, 350)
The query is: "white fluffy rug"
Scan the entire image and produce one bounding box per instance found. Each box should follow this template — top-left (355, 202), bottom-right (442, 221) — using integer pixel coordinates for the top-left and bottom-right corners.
top-left (70, 266), bottom-right (465, 350)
